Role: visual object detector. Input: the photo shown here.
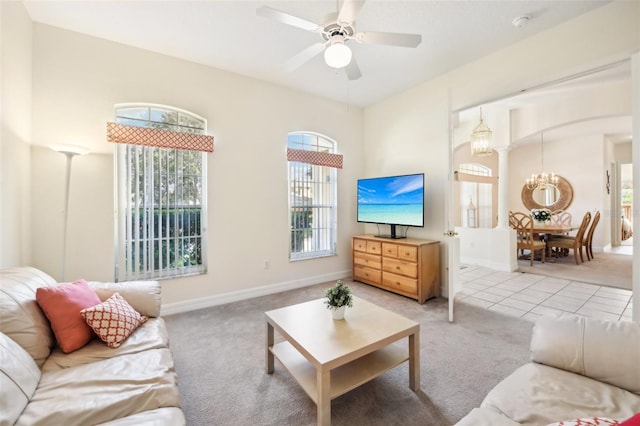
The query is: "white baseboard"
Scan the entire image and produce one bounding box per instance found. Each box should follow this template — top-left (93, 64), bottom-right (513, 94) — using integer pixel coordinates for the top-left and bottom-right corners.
top-left (460, 256), bottom-right (516, 272)
top-left (161, 269), bottom-right (351, 316)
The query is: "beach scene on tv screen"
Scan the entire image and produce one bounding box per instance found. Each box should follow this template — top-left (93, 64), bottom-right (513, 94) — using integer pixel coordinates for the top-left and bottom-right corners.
top-left (358, 174), bottom-right (424, 226)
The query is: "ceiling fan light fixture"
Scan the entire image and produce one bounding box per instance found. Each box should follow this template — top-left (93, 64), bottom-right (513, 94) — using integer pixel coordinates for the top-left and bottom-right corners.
top-left (324, 37), bottom-right (352, 69)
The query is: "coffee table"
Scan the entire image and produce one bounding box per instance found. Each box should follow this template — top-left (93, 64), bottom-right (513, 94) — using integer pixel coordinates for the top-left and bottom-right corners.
top-left (265, 296), bottom-right (420, 426)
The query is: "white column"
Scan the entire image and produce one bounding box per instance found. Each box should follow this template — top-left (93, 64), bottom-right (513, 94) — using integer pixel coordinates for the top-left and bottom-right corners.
top-left (495, 146), bottom-right (511, 229)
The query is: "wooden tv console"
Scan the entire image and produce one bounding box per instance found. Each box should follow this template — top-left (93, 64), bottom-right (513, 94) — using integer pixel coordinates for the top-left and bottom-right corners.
top-left (352, 235), bottom-right (440, 304)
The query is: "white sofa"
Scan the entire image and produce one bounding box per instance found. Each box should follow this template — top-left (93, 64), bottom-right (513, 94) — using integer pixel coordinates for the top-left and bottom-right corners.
top-left (456, 313), bottom-right (640, 426)
top-left (0, 266), bottom-right (185, 425)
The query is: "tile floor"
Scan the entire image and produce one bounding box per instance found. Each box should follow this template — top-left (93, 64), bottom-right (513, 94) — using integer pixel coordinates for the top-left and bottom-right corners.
top-left (457, 265), bottom-right (633, 322)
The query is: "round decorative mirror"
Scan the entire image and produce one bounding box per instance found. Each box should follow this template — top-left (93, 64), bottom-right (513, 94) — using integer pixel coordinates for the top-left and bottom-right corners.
top-left (521, 175), bottom-right (573, 211)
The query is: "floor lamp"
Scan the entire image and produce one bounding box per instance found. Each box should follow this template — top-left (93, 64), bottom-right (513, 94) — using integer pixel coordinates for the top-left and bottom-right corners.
top-left (51, 145), bottom-right (89, 281)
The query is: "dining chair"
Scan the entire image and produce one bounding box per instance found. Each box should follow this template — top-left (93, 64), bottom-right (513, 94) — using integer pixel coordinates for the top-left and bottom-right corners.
top-left (511, 212), bottom-right (546, 266)
top-left (549, 211), bottom-right (591, 264)
top-left (548, 209), bottom-right (573, 255)
top-left (508, 211), bottom-right (517, 229)
top-left (582, 210), bottom-right (600, 261)
top-left (551, 209), bottom-right (572, 234)
top-left (509, 211), bottom-right (524, 257)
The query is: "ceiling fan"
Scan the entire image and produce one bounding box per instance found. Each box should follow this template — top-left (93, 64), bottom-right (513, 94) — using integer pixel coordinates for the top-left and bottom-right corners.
top-left (257, 0), bottom-right (422, 80)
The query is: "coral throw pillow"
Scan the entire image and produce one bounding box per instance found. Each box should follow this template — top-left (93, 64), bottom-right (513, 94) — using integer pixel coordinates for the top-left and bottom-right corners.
top-left (36, 279), bottom-right (103, 353)
top-left (621, 414), bottom-right (640, 426)
top-left (80, 292), bottom-right (147, 348)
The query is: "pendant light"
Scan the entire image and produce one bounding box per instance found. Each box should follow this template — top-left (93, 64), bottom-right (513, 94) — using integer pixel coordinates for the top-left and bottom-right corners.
top-left (470, 107), bottom-right (493, 157)
top-left (525, 132), bottom-right (558, 190)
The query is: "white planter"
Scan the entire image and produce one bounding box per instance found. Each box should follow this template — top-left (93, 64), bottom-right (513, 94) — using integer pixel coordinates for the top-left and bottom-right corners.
top-left (332, 306), bottom-right (346, 320)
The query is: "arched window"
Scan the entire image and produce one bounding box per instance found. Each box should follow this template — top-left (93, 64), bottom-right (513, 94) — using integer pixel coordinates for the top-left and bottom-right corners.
top-left (112, 104), bottom-right (210, 280)
top-left (287, 132), bottom-right (338, 260)
top-left (459, 163), bottom-right (492, 177)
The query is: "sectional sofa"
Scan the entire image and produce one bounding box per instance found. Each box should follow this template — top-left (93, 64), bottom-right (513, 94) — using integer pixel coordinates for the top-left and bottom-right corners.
top-left (456, 313), bottom-right (640, 425)
top-left (0, 266), bottom-right (185, 425)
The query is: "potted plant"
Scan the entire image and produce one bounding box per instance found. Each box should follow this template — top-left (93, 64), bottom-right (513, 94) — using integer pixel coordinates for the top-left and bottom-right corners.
top-left (324, 280), bottom-right (353, 320)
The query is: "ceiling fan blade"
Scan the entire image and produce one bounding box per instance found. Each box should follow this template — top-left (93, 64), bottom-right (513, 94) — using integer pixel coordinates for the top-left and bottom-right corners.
top-left (338, 0), bottom-right (366, 24)
top-left (256, 6), bottom-right (320, 33)
top-left (283, 42), bottom-right (326, 72)
top-left (356, 31), bottom-right (422, 48)
top-left (344, 57), bottom-right (362, 80)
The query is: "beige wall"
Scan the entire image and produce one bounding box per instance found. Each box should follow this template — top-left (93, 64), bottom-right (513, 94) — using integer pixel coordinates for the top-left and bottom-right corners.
top-left (1, 2), bottom-right (33, 267)
top-left (28, 23), bottom-right (364, 308)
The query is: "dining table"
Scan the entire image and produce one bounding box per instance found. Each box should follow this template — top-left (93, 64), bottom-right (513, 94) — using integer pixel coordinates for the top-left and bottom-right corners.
top-left (532, 224), bottom-right (578, 236)
top-left (531, 224), bottom-right (579, 260)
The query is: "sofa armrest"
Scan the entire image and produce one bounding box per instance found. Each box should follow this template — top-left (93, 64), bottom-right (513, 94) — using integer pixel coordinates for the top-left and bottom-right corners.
top-left (530, 313), bottom-right (640, 394)
top-left (88, 280), bottom-right (161, 318)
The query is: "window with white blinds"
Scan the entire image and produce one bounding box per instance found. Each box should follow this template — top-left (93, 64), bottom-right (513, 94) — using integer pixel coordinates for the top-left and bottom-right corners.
top-left (288, 132), bottom-right (338, 260)
top-left (113, 104), bottom-right (208, 281)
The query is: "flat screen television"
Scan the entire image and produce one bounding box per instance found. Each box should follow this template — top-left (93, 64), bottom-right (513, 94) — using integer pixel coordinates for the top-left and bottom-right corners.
top-left (357, 173), bottom-right (424, 239)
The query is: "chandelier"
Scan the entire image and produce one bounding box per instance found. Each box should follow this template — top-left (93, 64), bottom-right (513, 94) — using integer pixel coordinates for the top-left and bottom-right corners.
top-left (470, 107), bottom-right (493, 157)
top-left (525, 133), bottom-right (558, 190)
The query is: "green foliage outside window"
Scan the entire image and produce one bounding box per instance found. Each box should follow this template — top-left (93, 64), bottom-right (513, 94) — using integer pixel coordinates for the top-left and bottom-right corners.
top-left (129, 208), bottom-right (202, 271)
top-left (291, 210), bottom-right (312, 253)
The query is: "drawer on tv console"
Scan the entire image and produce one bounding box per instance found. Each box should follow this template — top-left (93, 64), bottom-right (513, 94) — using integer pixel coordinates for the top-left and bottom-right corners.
top-left (382, 258), bottom-right (418, 278)
top-left (382, 272), bottom-right (418, 295)
top-left (353, 265), bottom-right (382, 285)
top-left (354, 252), bottom-right (382, 270)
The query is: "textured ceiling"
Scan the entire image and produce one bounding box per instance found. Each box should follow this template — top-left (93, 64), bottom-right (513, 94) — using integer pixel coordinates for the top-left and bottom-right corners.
top-left (23, 0), bottom-right (612, 107)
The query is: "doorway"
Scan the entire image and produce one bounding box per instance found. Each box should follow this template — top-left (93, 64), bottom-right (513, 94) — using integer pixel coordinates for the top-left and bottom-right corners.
top-left (619, 162), bottom-right (633, 252)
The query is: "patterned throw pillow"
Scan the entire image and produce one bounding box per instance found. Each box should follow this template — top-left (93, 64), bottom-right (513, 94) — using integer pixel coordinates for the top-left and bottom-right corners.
top-left (80, 292), bottom-right (148, 348)
top-left (547, 418), bottom-right (620, 426)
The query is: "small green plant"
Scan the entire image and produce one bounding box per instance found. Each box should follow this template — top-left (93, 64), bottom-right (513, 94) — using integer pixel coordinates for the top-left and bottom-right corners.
top-left (324, 280), bottom-right (353, 310)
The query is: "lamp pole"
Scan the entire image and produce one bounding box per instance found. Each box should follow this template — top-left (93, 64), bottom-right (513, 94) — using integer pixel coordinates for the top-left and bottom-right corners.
top-left (60, 152), bottom-right (78, 281)
top-left (51, 145), bottom-right (89, 281)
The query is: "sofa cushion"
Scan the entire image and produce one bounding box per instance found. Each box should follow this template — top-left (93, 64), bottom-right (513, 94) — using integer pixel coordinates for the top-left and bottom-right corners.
top-left (36, 279), bottom-right (102, 353)
top-left (0, 332), bottom-right (42, 426)
top-left (96, 407), bottom-right (186, 425)
top-left (481, 363), bottom-right (640, 426)
top-left (455, 407), bottom-right (522, 426)
top-left (0, 267), bottom-right (57, 366)
top-left (15, 348), bottom-right (182, 426)
top-left (530, 314), bottom-right (640, 394)
top-left (42, 318), bottom-right (169, 372)
top-left (89, 280), bottom-right (161, 318)
top-left (80, 292), bottom-right (148, 348)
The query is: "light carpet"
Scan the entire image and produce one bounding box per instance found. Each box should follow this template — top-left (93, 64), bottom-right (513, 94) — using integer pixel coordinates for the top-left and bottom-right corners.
top-left (165, 280), bottom-right (533, 426)
top-left (516, 252), bottom-right (632, 290)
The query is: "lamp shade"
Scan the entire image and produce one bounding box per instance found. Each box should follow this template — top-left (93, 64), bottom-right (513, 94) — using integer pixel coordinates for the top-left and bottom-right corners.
top-left (50, 144), bottom-right (90, 156)
top-left (324, 41), bottom-right (352, 69)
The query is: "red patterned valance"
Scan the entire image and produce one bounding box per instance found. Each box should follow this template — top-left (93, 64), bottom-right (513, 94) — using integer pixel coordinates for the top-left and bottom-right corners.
top-left (287, 148), bottom-right (343, 169)
top-left (107, 122), bottom-right (214, 152)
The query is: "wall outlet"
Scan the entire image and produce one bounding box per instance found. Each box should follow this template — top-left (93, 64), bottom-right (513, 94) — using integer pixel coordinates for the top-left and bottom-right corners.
top-left (264, 259), bottom-right (269, 269)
